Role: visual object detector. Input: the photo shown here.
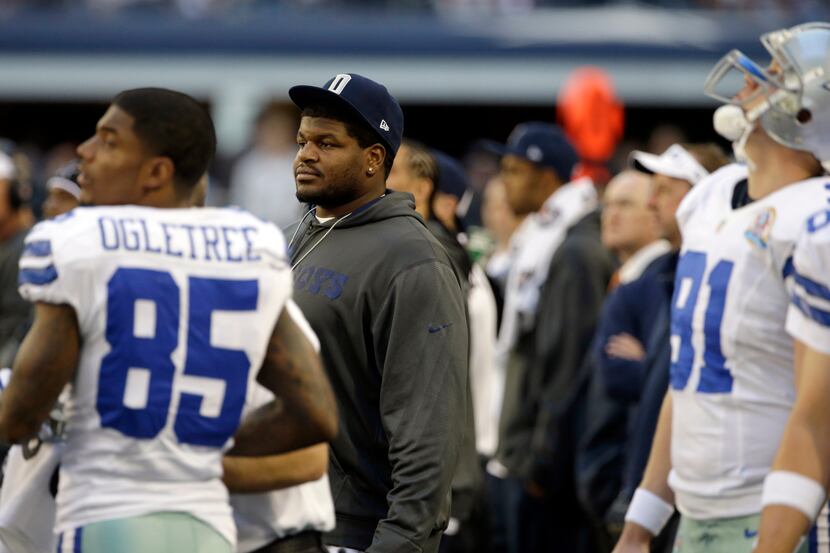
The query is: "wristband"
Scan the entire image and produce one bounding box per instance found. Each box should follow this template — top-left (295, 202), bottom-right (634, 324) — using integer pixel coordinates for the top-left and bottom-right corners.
top-left (624, 488), bottom-right (674, 536)
top-left (761, 471), bottom-right (826, 522)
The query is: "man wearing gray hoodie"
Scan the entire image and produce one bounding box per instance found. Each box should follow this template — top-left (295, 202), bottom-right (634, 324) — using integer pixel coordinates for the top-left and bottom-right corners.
top-left (287, 73), bottom-right (469, 553)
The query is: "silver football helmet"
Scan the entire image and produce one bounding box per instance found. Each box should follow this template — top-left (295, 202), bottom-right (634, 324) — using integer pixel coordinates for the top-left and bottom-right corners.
top-left (704, 22), bottom-right (830, 172)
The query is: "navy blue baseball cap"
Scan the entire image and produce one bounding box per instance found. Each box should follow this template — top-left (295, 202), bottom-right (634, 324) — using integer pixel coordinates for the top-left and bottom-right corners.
top-left (289, 73), bottom-right (404, 158)
top-left (495, 122), bottom-right (579, 182)
top-left (432, 150), bottom-right (469, 200)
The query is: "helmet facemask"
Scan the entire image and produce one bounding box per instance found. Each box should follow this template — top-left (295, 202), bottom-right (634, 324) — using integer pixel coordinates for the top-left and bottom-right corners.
top-left (705, 22), bottom-right (830, 173)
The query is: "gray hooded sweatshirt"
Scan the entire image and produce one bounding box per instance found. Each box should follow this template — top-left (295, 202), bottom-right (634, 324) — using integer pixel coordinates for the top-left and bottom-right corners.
top-left (289, 191), bottom-right (469, 553)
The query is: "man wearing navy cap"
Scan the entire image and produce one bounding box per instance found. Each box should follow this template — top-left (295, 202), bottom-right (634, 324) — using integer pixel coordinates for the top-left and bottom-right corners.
top-left (287, 73), bottom-right (469, 553)
top-left (431, 151), bottom-right (469, 237)
top-left (488, 122), bottom-right (614, 553)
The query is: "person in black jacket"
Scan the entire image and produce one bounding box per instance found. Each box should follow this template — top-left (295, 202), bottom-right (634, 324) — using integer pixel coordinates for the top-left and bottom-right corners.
top-left (287, 73), bottom-right (469, 553)
top-left (518, 209), bottom-right (615, 553)
top-left (489, 122), bottom-right (614, 553)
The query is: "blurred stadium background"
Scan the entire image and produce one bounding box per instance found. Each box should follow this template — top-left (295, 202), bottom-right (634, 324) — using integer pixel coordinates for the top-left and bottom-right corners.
top-left (0, 0), bottom-right (825, 211)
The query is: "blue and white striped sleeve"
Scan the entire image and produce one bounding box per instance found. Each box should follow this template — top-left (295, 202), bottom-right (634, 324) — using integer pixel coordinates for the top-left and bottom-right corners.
top-left (808, 501), bottom-right (830, 553)
top-left (17, 222), bottom-right (72, 306)
top-left (786, 209), bottom-right (830, 354)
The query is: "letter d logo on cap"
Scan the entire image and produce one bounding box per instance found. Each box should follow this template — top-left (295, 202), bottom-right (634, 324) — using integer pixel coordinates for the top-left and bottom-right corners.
top-left (328, 74), bottom-right (352, 95)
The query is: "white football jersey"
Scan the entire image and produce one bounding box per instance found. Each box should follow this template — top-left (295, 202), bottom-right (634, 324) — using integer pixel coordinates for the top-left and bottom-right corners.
top-left (231, 381), bottom-right (335, 553)
top-left (0, 443), bottom-right (61, 553)
top-left (667, 164), bottom-right (830, 519)
top-left (786, 201), bottom-right (830, 356)
top-left (230, 300), bottom-right (335, 553)
top-left (17, 206), bottom-right (292, 546)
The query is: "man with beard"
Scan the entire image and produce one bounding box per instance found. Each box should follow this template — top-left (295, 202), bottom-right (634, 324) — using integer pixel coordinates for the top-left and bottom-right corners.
top-left (287, 73), bottom-right (469, 553)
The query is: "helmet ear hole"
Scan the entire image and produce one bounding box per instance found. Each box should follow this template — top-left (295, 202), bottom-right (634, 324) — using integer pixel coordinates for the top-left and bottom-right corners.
top-left (797, 109), bottom-right (813, 124)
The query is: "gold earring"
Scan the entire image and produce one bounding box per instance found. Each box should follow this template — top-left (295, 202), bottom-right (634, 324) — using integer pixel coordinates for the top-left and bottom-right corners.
top-left (368, 168), bottom-right (375, 175)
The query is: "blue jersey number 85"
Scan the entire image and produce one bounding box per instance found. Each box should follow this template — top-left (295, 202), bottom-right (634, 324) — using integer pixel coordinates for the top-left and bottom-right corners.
top-left (670, 251), bottom-right (735, 394)
top-left (96, 267), bottom-right (258, 446)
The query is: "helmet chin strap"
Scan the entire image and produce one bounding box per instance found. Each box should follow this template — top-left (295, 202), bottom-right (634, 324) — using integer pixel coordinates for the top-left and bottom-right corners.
top-left (732, 123), bottom-right (757, 172)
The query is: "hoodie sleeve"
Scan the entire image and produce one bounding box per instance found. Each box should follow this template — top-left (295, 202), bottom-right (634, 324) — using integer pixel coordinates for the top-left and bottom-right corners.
top-left (369, 259), bottom-right (469, 553)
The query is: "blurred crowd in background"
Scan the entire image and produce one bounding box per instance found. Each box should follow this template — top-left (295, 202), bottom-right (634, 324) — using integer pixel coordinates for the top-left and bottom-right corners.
top-left (0, 0), bottom-right (825, 17)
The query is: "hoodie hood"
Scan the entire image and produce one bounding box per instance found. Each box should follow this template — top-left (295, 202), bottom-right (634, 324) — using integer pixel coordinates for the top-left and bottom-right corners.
top-left (306, 190), bottom-right (422, 230)
top-left (288, 190), bottom-right (427, 266)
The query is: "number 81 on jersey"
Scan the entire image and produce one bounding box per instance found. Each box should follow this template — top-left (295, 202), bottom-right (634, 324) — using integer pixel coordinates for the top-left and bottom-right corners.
top-left (670, 251), bottom-right (735, 394)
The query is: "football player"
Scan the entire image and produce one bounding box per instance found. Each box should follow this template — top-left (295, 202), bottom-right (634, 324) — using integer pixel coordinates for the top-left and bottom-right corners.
top-left (0, 88), bottom-right (337, 553)
top-left (753, 23), bottom-right (830, 553)
top-left (613, 22), bottom-right (830, 553)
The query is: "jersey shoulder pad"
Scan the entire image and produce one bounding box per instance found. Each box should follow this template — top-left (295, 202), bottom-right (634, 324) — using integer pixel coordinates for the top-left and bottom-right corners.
top-left (786, 205), bottom-right (830, 353)
top-left (18, 208), bottom-right (100, 305)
